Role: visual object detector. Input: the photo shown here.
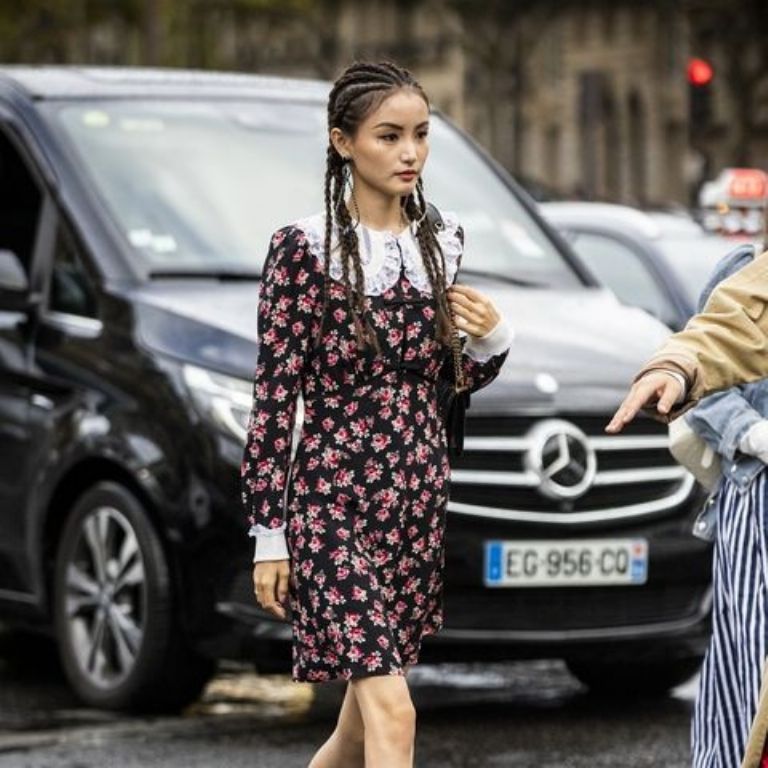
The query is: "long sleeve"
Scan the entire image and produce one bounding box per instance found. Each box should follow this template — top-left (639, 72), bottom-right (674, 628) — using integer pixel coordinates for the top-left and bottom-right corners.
top-left (440, 224), bottom-right (512, 393)
top-left (240, 225), bottom-right (322, 562)
top-left (635, 249), bottom-right (768, 417)
top-left (686, 388), bottom-right (764, 461)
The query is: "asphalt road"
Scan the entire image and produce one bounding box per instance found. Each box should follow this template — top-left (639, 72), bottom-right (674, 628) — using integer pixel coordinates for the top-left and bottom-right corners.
top-left (0, 630), bottom-right (698, 767)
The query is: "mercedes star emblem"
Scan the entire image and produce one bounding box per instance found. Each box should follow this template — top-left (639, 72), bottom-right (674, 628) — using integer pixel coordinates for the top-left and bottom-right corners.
top-left (524, 419), bottom-right (597, 500)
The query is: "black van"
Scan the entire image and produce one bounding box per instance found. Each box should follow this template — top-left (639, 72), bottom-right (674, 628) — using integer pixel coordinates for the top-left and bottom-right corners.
top-left (0, 66), bottom-right (711, 711)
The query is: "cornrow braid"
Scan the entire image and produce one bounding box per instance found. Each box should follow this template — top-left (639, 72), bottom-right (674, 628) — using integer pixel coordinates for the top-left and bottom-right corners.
top-left (316, 144), bottom-right (336, 348)
top-left (315, 59), bottom-right (453, 355)
top-left (317, 146), bottom-right (381, 354)
top-left (338, 187), bottom-right (379, 354)
top-left (404, 180), bottom-right (453, 346)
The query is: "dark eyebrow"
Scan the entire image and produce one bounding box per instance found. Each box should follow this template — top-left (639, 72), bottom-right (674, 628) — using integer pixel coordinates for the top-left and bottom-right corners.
top-left (373, 121), bottom-right (430, 130)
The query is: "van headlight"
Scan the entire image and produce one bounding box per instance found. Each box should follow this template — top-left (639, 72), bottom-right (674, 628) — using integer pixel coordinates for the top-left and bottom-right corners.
top-left (182, 363), bottom-right (252, 442)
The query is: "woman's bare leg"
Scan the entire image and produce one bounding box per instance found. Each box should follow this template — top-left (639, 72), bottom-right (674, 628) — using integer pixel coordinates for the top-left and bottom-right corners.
top-left (307, 682), bottom-right (366, 768)
top-left (351, 673), bottom-right (416, 768)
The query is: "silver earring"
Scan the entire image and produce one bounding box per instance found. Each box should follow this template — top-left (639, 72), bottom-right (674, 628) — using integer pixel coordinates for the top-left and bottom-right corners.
top-left (336, 161), bottom-right (359, 236)
top-left (414, 180), bottom-right (436, 231)
top-left (413, 201), bottom-right (428, 229)
top-left (334, 161), bottom-right (351, 213)
top-left (405, 192), bottom-right (428, 230)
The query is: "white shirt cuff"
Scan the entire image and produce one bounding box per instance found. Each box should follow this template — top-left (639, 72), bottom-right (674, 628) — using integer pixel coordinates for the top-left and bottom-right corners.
top-left (463, 317), bottom-right (514, 362)
top-left (250, 522), bottom-right (289, 562)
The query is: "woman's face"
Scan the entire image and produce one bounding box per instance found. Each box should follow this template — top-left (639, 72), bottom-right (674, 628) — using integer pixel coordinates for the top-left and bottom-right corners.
top-left (332, 88), bottom-right (430, 203)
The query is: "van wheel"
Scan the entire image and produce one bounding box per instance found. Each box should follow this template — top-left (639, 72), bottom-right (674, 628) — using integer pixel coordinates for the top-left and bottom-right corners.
top-left (52, 481), bottom-right (215, 712)
top-left (565, 655), bottom-right (702, 696)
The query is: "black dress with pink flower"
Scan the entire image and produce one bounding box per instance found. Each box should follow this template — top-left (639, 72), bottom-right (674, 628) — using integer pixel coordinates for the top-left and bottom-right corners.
top-left (240, 212), bottom-right (511, 682)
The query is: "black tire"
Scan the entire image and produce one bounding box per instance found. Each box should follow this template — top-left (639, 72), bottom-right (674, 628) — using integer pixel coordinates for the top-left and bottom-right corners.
top-left (565, 655), bottom-right (703, 697)
top-left (52, 481), bottom-right (216, 712)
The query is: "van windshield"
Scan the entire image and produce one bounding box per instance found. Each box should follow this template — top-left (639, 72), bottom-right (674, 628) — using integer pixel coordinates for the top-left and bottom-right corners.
top-left (46, 99), bottom-right (581, 288)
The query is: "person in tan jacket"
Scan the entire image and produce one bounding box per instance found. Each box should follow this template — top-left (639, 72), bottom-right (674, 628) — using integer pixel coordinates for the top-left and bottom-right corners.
top-left (606, 249), bottom-right (768, 432)
top-left (606, 248), bottom-right (768, 768)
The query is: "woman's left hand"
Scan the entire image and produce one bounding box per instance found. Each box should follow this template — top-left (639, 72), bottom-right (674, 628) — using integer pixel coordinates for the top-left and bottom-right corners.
top-left (447, 284), bottom-right (501, 338)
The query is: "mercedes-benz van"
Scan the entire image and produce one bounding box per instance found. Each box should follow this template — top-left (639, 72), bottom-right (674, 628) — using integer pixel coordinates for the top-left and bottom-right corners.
top-left (0, 66), bottom-right (710, 710)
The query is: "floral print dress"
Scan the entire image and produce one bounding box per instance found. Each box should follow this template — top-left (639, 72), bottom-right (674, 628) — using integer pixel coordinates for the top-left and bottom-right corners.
top-left (240, 212), bottom-right (512, 682)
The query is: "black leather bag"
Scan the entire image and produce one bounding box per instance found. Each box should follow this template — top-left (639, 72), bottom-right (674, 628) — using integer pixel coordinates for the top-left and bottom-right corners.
top-left (437, 351), bottom-right (471, 457)
top-left (426, 203), bottom-right (471, 458)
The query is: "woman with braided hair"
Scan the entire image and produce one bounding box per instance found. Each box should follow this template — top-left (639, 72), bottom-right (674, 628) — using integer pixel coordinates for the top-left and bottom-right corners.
top-left (241, 60), bottom-right (512, 767)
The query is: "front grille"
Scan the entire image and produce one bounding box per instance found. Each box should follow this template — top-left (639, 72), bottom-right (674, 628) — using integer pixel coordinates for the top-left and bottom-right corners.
top-left (444, 585), bottom-right (705, 631)
top-left (448, 414), bottom-right (696, 523)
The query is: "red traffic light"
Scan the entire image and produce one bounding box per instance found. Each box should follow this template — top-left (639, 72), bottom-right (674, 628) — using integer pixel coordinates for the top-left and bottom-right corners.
top-left (688, 58), bottom-right (714, 87)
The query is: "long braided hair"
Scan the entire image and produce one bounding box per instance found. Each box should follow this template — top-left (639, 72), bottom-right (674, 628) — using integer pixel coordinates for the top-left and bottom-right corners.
top-left (314, 60), bottom-right (455, 353)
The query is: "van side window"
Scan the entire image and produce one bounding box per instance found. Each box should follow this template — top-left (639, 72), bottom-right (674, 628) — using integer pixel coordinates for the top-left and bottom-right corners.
top-left (567, 231), bottom-right (676, 325)
top-left (0, 129), bottom-right (42, 275)
top-left (49, 222), bottom-right (98, 318)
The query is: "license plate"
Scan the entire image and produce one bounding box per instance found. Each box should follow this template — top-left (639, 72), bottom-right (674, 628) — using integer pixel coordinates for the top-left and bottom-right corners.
top-left (484, 538), bottom-right (648, 587)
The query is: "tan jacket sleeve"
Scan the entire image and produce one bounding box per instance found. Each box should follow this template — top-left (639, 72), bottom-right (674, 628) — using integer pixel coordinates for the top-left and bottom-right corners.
top-left (635, 248), bottom-right (768, 418)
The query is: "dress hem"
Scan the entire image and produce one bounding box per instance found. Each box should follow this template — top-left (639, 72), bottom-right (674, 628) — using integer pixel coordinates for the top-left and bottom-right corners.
top-left (291, 623), bottom-right (443, 684)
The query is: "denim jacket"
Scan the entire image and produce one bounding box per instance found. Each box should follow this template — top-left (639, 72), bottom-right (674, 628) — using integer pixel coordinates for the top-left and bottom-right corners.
top-left (684, 243), bottom-right (766, 540)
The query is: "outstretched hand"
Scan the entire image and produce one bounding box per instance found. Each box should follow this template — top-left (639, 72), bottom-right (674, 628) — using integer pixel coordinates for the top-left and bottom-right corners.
top-left (605, 371), bottom-right (683, 434)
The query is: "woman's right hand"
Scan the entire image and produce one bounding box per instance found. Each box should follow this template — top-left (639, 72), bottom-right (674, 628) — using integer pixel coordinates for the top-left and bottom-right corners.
top-left (252, 559), bottom-right (290, 620)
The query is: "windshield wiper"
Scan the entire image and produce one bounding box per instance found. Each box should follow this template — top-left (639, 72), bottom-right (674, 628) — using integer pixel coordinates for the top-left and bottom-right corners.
top-left (148, 268), bottom-right (261, 281)
top-left (458, 268), bottom-right (547, 288)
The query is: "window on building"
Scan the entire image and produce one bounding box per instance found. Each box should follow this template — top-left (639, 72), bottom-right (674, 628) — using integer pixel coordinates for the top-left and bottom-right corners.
top-left (573, 7), bottom-right (588, 42)
top-left (628, 92), bottom-right (647, 203)
top-left (546, 20), bottom-right (564, 83)
top-left (600, 7), bottom-right (616, 40)
top-left (545, 126), bottom-right (561, 188)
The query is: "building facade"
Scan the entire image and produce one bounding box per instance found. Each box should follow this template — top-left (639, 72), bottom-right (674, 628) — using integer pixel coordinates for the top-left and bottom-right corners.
top-left (5, 0), bottom-right (762, 207)
top-left (283, 0), bottom-right (726, 207)
top-left (517, 3), bottom-right (691, 204)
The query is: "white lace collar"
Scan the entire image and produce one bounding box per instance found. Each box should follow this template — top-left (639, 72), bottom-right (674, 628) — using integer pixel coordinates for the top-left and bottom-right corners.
top-left (293, 211), bottom-right (462, 296)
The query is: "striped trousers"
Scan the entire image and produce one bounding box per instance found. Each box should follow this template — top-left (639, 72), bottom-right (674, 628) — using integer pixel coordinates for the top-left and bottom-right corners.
top-left (693, 470), bottom-right (768, 767)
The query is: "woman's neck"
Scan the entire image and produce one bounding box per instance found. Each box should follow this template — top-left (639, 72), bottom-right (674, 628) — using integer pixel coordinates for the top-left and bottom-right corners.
top-left (348, 179), bottom-right (406, 233)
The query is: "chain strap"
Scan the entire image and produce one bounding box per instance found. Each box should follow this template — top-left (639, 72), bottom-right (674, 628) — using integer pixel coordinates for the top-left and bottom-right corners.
top-left (423, 200), bottom-right (467, 395)
top-left (447, 301), bottom-right (468, 393)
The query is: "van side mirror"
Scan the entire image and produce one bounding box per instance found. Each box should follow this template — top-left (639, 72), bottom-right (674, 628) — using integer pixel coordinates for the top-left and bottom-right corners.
top-left (0, 249), bottom-right (40, 311)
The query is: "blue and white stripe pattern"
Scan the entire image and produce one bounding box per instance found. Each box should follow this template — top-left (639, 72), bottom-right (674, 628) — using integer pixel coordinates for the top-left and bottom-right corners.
top-left (693, 470), bottom-right (768, 767)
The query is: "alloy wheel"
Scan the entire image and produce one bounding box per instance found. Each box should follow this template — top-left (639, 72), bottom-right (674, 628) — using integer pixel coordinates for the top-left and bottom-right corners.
top-left (63, 505), bottom-right (146, 689)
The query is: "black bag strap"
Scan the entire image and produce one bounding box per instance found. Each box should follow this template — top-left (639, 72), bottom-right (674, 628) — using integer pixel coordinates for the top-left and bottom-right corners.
top-left (425, 202), bottom-right (468, 394)
top-left (425, 201), bottom-right (445, 234)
